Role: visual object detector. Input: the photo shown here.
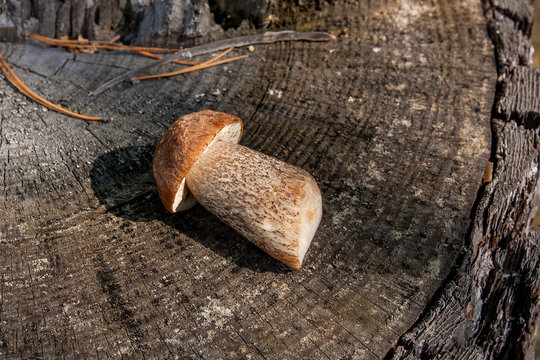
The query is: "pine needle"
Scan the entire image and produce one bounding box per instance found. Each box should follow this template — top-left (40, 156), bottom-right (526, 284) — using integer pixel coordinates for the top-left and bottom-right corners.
top-left (90, 30), bottom-right (335, 95)
top-left (134, 55), bottom-right (248, 81)
top-left (28, 33), bottom-right (182, 53)
top-left (0, 53), bottom-right (105, 121)
top-left (135, 50), bottom-right (200, 66)
top-left (29, 33), bottom-right (202, 64)
top-left (133, 47), bottom-right (248, 81)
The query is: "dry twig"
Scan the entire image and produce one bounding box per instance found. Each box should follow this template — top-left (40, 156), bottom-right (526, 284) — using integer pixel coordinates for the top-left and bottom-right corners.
top-left (134, 50), bottom-right (200, 65)
top-left (12, 33), bottom-right (249, 120)
top-left (29, 32), bottom-right (250, 81)
top-left (90, 30), bottom-right (335, 95)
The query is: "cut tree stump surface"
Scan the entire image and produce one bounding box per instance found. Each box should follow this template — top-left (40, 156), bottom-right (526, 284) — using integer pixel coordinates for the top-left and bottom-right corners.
top-left (1, 0), bottom-right (537, 359)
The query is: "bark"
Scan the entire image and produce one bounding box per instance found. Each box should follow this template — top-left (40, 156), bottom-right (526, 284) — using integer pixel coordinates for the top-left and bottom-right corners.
top-left (0, 0), bottom-right (221, 44)
top-left (385, 0), bottom-right (540, 358)
top-left (0, 0), bottom-right (537, 359)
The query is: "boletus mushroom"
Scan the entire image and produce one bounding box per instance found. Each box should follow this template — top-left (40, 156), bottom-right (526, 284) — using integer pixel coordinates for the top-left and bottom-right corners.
top-left (153, 110), bottom-right (322, 270)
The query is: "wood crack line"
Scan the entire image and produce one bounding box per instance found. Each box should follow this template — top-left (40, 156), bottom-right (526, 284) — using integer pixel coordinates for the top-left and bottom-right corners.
top-left (246, 82), bottom-right (272, 144)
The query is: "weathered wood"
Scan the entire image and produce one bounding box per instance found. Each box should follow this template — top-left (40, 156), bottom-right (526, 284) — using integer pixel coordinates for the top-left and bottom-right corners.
top-left (386, 118), bottom-right (540, 359)
top-left (0, 0), bottom-right (220, 44)
top-left (385, 0), bottom-right (540, 359)
top-left (0, 0), bottom-right (537, 358)
top-left (484, 0), bottom-right (533, 73)
top-left (496, 67), bottom-right (540, 128)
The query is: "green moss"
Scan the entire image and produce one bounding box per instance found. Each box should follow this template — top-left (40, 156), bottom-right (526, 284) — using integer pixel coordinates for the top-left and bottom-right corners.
top-left (295, 23), bottom-right (316, 32)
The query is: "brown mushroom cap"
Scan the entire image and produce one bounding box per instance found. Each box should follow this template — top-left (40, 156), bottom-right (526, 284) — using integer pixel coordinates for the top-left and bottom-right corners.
top-left (153, 110), bottom-right (243, 212)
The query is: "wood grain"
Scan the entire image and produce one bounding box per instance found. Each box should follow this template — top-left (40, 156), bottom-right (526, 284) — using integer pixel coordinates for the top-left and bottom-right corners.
top-left (496, 66), bottom-right (540, 128)
top-left (386, 0), bottom-right (540, 358)
top-left (1, 0), bottom-right (529, 358)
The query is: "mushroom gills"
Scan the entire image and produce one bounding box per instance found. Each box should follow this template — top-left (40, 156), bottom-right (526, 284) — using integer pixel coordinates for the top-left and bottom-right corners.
top-left (185, 140), bottom-right (322, 270)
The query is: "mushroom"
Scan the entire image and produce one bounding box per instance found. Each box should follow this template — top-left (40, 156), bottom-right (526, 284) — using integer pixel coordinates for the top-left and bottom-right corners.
top-left (153, 110), bottom-right (322, 270)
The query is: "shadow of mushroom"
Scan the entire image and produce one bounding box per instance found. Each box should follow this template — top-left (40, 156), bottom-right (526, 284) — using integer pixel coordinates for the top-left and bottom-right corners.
top-left (90, 145), bottom-right (289, 274)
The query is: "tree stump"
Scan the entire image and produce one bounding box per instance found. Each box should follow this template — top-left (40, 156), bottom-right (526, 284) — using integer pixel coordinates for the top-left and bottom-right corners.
top-left (0, 0), bottom-right (538, 359)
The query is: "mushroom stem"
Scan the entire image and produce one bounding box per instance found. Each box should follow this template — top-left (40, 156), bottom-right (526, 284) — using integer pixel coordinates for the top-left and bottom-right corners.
top-left (185, 140), bottom-right (322, 270)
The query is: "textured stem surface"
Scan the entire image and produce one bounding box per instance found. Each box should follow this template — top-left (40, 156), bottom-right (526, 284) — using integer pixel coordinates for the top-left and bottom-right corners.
top-left (185, 140), bottom-right (322, 270)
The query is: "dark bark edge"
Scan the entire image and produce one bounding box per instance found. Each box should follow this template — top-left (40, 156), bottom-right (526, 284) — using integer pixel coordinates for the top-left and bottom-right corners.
top-left (384, 1), bottom-right (540, 359)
